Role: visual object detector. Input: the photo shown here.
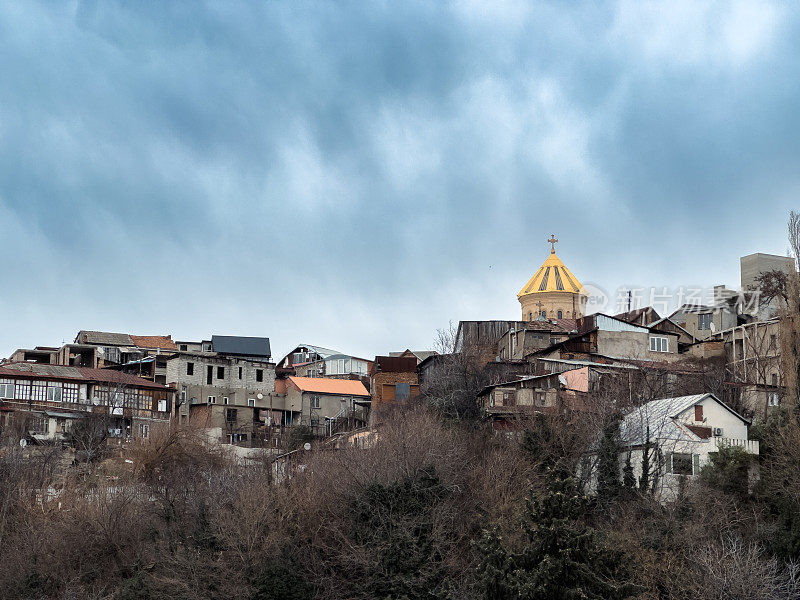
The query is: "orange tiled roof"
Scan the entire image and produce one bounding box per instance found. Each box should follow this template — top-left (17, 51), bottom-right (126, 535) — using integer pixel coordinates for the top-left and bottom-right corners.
top-left (130, 335), bottom-right (178, 350)
top-left (288, 376), bottom-right (370, 397)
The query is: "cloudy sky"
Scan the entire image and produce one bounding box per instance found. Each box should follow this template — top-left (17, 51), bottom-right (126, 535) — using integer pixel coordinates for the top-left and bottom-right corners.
top-left (2, 0), bottom-right (799, 361)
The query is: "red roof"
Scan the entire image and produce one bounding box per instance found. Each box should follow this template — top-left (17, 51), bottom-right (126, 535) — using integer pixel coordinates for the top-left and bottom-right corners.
top-left (288, 376), bottom-right (369, 397)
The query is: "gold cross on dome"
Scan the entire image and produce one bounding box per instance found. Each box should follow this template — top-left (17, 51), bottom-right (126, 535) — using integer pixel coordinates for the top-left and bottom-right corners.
top-left (547, 234), bottom-right (558, 253)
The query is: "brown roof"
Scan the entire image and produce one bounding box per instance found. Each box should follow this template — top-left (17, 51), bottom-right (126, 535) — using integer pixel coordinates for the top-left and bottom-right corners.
top-left (0, 362), bottom-right (172, 390)
top-left (76, 331), bottom-right (134, 346)
top-left (288, 376), bottom-right (370, 397)
top-left (130, 335), bottom-right (177, 350)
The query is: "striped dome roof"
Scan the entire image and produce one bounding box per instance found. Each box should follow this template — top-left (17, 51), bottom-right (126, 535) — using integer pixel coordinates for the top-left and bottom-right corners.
top-left (518, 251), bottom-right (584, 297)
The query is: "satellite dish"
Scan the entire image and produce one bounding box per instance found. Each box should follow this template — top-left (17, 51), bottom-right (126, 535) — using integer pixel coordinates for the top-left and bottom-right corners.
top-left (257, 393), bottom-right (263, 400)
top-left (303, 442), bottom-right (311, 451)
top-left (19, 439), bottom-right (27, 448)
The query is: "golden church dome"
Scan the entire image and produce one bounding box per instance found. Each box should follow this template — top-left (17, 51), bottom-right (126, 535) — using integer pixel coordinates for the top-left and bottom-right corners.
top-left (518, 238), bottom-right (584, 298)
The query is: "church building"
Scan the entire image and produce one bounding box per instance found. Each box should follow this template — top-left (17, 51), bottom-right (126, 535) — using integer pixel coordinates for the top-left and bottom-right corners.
top-left (518, 235), bottom-right (587, 321)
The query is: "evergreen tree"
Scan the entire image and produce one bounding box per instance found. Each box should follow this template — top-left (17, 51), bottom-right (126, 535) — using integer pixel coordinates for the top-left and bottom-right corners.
top-left (597, 418), bottom-right (621, 500)
top-left (638, 426), bottom-right (651, 493)
top-left (622, 452), bottom-right (636, 490)
top-left (476, 471), bottom-right (637, 599)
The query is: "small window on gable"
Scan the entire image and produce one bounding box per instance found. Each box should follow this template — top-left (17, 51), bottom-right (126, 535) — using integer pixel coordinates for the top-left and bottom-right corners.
top-left (694, 404), bottom-right (703, 422)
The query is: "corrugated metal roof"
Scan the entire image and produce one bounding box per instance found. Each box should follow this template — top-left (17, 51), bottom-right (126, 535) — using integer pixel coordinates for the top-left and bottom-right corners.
top-left (212, 335), bottom-right (271, 358)
top-left (619, 393), bottom-right (747, 448)
top-left (0, 362), bottom-right (170, 390)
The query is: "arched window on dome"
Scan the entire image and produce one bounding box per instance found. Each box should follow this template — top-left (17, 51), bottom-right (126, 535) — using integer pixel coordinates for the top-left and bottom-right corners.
top-left (529, 312), bottom-right (533, 321)
top-left (557, 310), bottom-right (563, 319)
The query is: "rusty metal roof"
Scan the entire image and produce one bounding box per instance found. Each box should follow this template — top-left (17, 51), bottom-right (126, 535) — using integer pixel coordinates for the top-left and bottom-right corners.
top-left (0, 362), bottom-right (171, 390)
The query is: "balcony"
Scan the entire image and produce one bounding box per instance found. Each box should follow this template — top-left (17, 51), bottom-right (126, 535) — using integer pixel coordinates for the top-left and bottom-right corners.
top-left (711, 437), bottom-right (759, 455)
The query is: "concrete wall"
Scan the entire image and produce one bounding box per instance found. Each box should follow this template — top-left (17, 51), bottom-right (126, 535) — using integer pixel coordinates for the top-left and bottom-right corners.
top-left (167, 354), bottom-right (277, 420)
top-left (597, 330), bottom-right (679, 360)
top-left (741, 253), bottom-right (795, 289)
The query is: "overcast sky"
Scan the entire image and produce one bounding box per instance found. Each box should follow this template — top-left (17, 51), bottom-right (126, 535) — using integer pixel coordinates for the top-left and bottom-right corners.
top-left (2, 1), bottom-right (799, 361)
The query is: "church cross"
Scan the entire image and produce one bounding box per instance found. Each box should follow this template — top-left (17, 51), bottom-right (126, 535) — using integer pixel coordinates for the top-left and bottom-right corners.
top-left (548, 234), bottom-right (558, 253)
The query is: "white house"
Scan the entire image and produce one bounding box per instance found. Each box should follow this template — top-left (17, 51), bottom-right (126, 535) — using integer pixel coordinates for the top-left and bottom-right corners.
top-left (616, 393), bottom-right (758, 501)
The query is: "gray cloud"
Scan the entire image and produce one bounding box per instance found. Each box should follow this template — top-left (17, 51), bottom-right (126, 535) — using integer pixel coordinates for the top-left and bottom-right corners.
top-left (2, 1), bottom-right (799, 360)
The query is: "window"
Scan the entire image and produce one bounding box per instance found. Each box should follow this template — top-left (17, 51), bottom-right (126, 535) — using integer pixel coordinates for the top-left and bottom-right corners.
top-left (238, 367), bottom-right (242, 380)
top-left (206, 365), bottom-right (213, 385)
top-left (62, 383), bottom-right (79, 403)
top-left (0, 380), bottom-right (13, 399)
top-left (208, 396), bottom-right (216, 404)
top-left (15, 380), bottom-right (31, 400)
top-left (772, 373), bottom-right (779, 386)
top-left (310, 395), bottom-right (321, 409)
top-left (256, 369), bottom-right (263, 382)
top-left (57, 418), bottom-right (66, 433)
top-left (669, 453), bottom-right (695, 475)
top-left (187, 362), bottom-right (194, 376)
top-left (46, 384), bottom-right (62, 403)
top-left (158, 399), bottom-right (167, 412)
top-left (770, 334), bottom-right (777, 350)
top-left (697, 313), bottom-right (713, 331)
top-left (339, 359), bottom-right (346, 373)
top-left (31, 380), bottom-right (47, 402)
top-left (649, 336), bottom-right (669, 352)
top-left (139, 423), bottom-right (149, 438)
top-left (180, 344), bottom-right (188, 351)
top-left (217, 366), bottom-right (225, 379)
top-left (30, 416), bottom-right (49, 435)
top-left (226, 408), bottom-right (238, 423)
top-left (223, 397), bottom-right (229, 405)
top-left (769, 393), bottom-right (780, 407)
top-left (694, 405), bottom-right (703, 422)
top-left (180, 386), bottom-right (186, 403)
top-left (248, 398), bottom-right (255, 407)
top-left (557, 310), bottom-right (563, 319)
top-left (203, 343), bottom-right (212, 352)
top-left (529, 312), bottom-right (533, 321)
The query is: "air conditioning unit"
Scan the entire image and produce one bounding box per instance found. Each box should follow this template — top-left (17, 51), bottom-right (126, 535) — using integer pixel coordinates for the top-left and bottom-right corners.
top-left (713, 427), bottom-right (723, 437)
